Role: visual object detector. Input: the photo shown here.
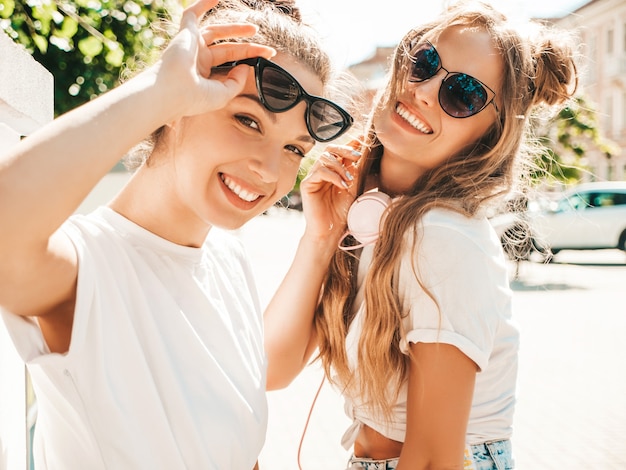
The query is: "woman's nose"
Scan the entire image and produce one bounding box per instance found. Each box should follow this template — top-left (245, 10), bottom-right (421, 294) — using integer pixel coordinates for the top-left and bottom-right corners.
top-left (250, 147), bottom-right (281, 183)
top-left (409, 76), bottom-right (440, 109)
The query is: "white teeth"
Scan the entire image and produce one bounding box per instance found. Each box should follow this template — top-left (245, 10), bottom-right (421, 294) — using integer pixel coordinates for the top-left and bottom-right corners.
top-left (221, 175), bottom-right (261, 202)
top-left (396, 103), bottom-right (433, 134)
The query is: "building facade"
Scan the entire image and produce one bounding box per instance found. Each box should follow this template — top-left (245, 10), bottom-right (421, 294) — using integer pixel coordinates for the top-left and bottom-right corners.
top-left (553, 0), bottom-right (626, 181)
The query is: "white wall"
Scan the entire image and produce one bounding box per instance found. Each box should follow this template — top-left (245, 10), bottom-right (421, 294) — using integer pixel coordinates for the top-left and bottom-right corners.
top-left (0, 30), bottom-right (53, 470)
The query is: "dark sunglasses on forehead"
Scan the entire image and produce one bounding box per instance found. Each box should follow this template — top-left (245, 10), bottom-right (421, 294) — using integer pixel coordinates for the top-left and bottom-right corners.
top-left (405, 38), bottom-right (499, 118)
top-left (213, 57), bottom-right (354, 142)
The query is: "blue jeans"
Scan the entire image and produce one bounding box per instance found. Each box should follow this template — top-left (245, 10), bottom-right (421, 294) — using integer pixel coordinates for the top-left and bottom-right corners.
top-left (345, 439), bottom-right (514, 469)
top-left (472, 440), bottom-right (514, 470)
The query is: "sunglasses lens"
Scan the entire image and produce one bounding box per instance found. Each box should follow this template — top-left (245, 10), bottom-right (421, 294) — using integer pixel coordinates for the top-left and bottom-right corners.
top-left (409, 43), bottom-right (440, 81)
top-left (254, 58), bottom-right (352, 141)
top-left (309, 101), bottom-right (349, 141)
top-left (259, 66), bottom-right (300, 111)
top-left (439, 73), bottom-right (488, 118)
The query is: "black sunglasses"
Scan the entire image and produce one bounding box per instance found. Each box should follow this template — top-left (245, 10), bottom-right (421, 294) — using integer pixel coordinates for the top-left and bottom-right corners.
top-left (405, 39), bottom-right (498, 118)
top-left (213, 57), bottom-right (353, 142)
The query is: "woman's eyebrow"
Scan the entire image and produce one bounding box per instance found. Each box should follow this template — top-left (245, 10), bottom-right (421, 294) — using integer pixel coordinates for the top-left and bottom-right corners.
top-left (238, 94), bottom-right (315, 146)
top-left (239, 94), bottom-right (277, 123)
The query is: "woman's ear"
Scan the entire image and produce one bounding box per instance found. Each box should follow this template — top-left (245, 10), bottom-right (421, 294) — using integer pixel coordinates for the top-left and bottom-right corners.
top-left (162, 118), bottom-right (184, 148)
top-left (145, 119), bottom-right (181, 168)
top-left (164, 118), bottom-right (182, 133)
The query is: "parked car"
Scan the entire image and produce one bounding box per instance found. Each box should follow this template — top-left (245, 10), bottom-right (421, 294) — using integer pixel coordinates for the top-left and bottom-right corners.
top-left (490, 182), bottom-right (626, 260)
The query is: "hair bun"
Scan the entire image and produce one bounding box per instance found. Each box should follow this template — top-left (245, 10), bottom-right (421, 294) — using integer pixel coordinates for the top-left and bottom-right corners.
top-left (530, 31), bottom-right (578, 107)
top-left (241, 0), bottom-right (302, 22)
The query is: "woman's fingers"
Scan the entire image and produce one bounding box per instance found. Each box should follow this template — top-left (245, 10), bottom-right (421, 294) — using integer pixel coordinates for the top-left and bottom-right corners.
top-left (199, 22), bottom-right (257, 42)
top-left (198, 41), bottom-right (276, 76)
top-left (192, 21), bottom-right (275, 76)
top-left (209, 63), bottom-right (251, 102)
top-left (182, 0), bottom-right (219, 26)
top-left (300, 146), bottom-right (363, 240)
top-left (304, 145), bottom-right (361, 194)
top-left (318, 152), bottom-right (353, 190)
top-left (322, 145), bottom-right (362, 185)
top-left (181, 2), bottom-right (275, 60)
top-left (179, 0), bottom-right (215, 42)
top-left (210, 41), bottom-right (276, 63)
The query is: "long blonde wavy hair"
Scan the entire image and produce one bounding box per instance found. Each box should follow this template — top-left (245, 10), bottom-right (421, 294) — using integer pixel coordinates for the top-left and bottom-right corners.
top-left (314, 1), bottom-right (578, 419)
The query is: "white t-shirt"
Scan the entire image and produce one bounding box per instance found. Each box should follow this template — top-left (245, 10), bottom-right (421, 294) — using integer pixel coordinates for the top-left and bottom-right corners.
top-left (1, 207), bottom-right (267, 469)
top-left (340, 208), bottom-right (518, 447)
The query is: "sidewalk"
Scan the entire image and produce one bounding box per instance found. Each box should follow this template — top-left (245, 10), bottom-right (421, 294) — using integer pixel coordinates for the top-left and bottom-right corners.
top-left (237, 208), bottom-right (626, 470)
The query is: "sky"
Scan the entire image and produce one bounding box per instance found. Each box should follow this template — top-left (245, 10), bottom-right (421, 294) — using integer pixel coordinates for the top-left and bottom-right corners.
top-left (295, 0), bottom-right (590, 67)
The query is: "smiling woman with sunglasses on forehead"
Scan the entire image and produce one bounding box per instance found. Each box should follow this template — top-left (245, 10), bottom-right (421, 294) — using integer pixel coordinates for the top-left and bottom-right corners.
top-left (0, 0), bottom-right (355, 468)
top-left (264, 2), bottom-right (578, 469)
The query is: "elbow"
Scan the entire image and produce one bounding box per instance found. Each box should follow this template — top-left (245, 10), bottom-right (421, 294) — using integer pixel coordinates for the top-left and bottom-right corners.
top-left (265, 363), bottom-right (301, 391)
top-left (264, 338), bottom-right (317, 391)
top-left (265, 351), bottom-right (310, 391)
top-left (265, 373), bottom-right (291, 391)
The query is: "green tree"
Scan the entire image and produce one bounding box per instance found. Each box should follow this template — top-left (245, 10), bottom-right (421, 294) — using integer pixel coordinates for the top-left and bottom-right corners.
top-left (533, 95), bottom-right (618, 184)
top-left (0, 0), bottom-right (180, 115)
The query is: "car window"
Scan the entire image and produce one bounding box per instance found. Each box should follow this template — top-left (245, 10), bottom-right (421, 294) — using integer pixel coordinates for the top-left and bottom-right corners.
top-left (590, 192), bottom-right (612, 207)
top-left (558, 193), bottom-right (589, 211)
top-left (613, 192), bottom-right (626, 206)
top-left (588, 191), bottom-right (626, 208)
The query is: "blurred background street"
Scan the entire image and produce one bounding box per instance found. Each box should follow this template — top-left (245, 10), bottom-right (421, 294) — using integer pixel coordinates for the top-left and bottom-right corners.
top-left (237, 208), bottom-right (626, 470)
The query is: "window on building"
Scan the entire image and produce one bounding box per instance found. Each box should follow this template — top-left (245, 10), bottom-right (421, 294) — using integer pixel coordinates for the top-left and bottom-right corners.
top-left (608, 28), bottom-right (614, 54)
top-left (623, 92), bottom-right (626, 135)
top-left (587, 35), bottom-right (597, 83)
top-left (604, 96), bottom-right (613, 135)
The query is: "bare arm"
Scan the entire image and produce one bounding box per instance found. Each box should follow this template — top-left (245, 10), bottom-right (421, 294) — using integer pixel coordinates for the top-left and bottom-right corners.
top-left (263, 231), bottom-right (334, 389)
top-left (397, 342), bottom-right (478, 470)
top-left (264, 145), bottom-right (359, 389)
top-left (0, 0), bottom-right (275, 321)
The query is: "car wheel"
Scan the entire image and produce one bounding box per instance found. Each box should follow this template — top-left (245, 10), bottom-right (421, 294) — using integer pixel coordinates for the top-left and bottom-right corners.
top-left (531, 238), bottom-right (556, 263)
top-left (619, 230), bottom-right (626, 252)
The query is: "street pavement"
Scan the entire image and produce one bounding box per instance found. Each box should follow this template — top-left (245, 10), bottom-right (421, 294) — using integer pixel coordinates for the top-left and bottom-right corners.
top-left (235, 208), bottom-right (626, 470)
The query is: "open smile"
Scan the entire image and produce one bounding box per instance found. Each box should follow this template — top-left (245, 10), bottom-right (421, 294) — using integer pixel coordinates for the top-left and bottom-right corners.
top-left (395, 103), bottom-right (433, 134)
top-left (220, 174), bottom-right (262, 203)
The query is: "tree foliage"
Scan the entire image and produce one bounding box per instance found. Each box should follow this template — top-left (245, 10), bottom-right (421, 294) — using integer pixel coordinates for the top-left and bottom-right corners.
top-left (0, 0), bottom-right (180, 115)
top-left (533, 95), bottom-right (618, 184)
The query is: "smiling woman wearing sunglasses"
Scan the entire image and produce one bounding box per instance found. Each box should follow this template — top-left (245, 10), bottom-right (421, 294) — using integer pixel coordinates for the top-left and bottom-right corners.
top-left (264, 2), bottom-right (578, 469)
top-left (0, 0), bottom-right (355, 468)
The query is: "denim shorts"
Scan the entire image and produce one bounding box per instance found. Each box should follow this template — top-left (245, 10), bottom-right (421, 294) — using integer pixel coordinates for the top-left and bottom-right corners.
top-left (345, 439), bottom-right (514, 470)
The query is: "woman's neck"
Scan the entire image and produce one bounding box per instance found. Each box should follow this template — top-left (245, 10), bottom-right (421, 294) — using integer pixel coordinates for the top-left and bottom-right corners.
top-left (109, 167), bottom-right (211, 248)
top-left (374, 151), bottom-right (423, 197)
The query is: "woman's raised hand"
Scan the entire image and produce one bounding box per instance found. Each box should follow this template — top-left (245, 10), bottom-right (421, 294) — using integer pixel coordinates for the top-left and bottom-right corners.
top-left (300, 142), bottom-right (362, 245)
top-left (149, 0), bottom-right (276, 119)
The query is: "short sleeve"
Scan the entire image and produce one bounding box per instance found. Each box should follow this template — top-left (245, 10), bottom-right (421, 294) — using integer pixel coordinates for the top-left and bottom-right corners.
top-left (0, 216), bottom-right (95, 364)
top-left (398, 211), bottom-right (511, 371)
top-left (1, 309), bottom-right (49, 362)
